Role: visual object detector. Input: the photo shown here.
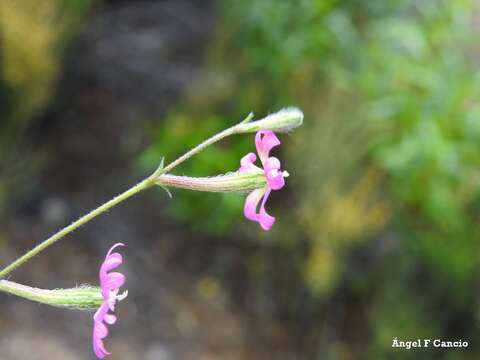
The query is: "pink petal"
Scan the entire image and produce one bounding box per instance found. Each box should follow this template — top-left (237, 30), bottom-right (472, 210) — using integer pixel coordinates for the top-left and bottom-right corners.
top-left (93, 302), bottom-right (109, 322)
top-left (264, 157), bottom-right (285, 190)
top-left (93, 334), bottom-right (110, 359)
top-left (101, 253), bottom-right (123, 272)
top-left (258, 188), bottom-right (275, 230)
top-left (264, 156), bottom-right (281, 171)
top-left (244, 188), bottom-right (266, 222)
top-left (255, 130), bottom-right (281, 165)
top-left (266, 169), bottom-right (285, 190)
top-left (93, 320), bottom-right (109, 340)
top-left (93, 243), bottom-right (126, 359)
top-left (239, 153), bottom-right (261, 173)
top-left (93, 308), bottom-right (112, 358)
top-left (104, 313), bottom-right (117, 325)
top-left (103, 272), bottom-right (125, 291)
top-left (99, 243), bottom-right (125, 277)
top-left (93, 340), bottom-right (106, 359)
top-left (243, 187), bottom-right (276, 231)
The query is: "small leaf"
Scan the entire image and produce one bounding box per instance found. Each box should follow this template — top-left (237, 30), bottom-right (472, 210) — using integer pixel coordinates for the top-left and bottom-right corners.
top-left (160, 185), bottom-right (173, 198)
top-left (240, 112), bottom-right (254, 124)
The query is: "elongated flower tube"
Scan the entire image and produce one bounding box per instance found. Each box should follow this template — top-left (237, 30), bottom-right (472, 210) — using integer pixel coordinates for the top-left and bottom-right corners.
top-left (0, 280), bottom-right (103, 310)
top-left (93, 243), bottom-right (128, 359)
top-left (239, 130), bottom-right (288, 230)
top-left (156, 171), bottom-right (267, 193)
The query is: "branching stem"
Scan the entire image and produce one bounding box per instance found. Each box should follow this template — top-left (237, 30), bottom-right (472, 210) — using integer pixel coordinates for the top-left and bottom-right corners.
top-left (0, 114), bottom-right (253, 279)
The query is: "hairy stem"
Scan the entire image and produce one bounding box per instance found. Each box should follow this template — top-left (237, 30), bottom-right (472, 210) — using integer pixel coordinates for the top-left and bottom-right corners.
top-left (0, 279), bottom-right (103, 310)
top-left (161, 126), bottom-right (240, 174)
top-left (157, 172), bottom-right (266, 193)
top-left (0, 114), bottom-right (253, 278)
top-left (0, 178), bottom-right (153, 278)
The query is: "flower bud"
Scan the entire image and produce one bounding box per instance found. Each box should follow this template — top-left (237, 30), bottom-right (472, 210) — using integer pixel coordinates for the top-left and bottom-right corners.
top-left (236, 107), bottom-right (304, 134)
top-left (0, 279), bottom-right (103, 310)
top-left (156, 170), bottom-right (267, 193)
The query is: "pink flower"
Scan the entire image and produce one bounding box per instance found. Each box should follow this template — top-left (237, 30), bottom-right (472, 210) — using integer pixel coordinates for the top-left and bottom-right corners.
top-left (239, 130), bottom-right (288, 230)
top-left (93, 243), bottom-right (128, 359)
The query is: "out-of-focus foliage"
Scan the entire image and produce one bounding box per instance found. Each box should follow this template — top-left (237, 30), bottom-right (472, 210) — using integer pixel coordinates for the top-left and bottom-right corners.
top-left (144, 0), bottom-right (480, 357)
top-left (1, 0), bottom-right (89, 125)
top-left (303, 167), bottom-right (389, 294)
top-left (0, 0), bottom-right (90, 210)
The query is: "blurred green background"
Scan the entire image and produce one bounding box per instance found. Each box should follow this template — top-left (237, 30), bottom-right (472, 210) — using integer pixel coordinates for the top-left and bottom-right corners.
top-left (1, 0), bottom-right (480, 359)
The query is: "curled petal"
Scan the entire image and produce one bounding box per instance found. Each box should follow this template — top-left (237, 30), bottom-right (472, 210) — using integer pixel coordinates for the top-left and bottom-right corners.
top-left (93, 332), bottom-right (111, 359)
top-left (101, 273), bottom-right (125, 300)
top-left (255, 130), bottom-right (281, 164)
top-left (258, 188), bottom-right (275, 231)
top-left (264, 156), bottom-right (281, 171)
top-left (93, 302), bottom-right (109, 322)
top-left (93, 244), bottom-right (126, 359)
top-left (106, 243), bottom-right (125, 259)
top-left (239, 153), bottom-right (261, 173)
top-left (241, 131), bottom-right (284, 230)
top-left (244, 188), bottom-right (266, 222)
top-left (104, 272), bottom-right (126, 290)
top-left (101, 253), bottom-right (123, 272)
top-left (264, 157), bottom-right (285, 190)
top-left (99, 243), bottom-right (124, 275)
top-left (104, 313), bottom-right (117, 325)
top-left (243, 187), bottom-right (276, 231)
top-left (93, 320), bottom-right (109, 340)
top-left (266, 169), bottom-right (285, 191)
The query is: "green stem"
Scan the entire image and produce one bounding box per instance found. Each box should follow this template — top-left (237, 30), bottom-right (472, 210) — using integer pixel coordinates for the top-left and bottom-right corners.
top-left (0, 114), bottom-right (253, 279)
top-left (161, 125), bottom-right (240, 174)
top-left (0, 177), bottom-right (154, 279)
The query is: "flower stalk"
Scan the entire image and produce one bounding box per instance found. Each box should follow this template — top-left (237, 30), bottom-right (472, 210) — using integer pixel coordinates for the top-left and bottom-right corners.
top-left (0, 107), bottom-right (303, 278)
top-left (0, 178), bottom-right (154, 279)
top-left (0, 279), bottom-right (103, 310)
